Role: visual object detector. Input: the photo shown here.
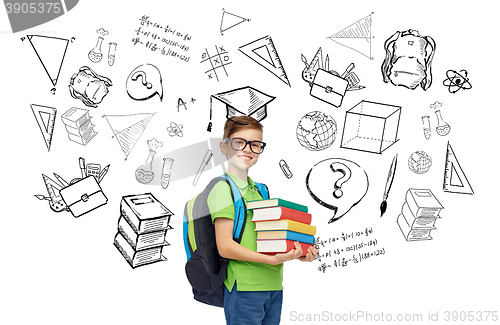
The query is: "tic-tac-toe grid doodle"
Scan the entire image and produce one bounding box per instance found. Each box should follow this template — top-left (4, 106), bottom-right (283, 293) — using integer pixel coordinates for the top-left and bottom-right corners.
top-left (200, 45), bottom-right (232, 81)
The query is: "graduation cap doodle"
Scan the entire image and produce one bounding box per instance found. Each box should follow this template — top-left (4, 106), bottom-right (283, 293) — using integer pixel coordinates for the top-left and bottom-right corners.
top-left (210, 86), bottom-right (275, 124)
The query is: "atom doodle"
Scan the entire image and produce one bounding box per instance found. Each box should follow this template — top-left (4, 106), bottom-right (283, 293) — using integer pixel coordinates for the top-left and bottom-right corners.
top-left (167, 122), bottom-right (184, 137)
top-left (443, 69), bottom-right (472, 93)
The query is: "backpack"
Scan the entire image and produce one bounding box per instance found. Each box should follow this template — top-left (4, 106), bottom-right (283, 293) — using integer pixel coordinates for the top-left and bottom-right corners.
top-left (183, 174), bottom-right (269, 307)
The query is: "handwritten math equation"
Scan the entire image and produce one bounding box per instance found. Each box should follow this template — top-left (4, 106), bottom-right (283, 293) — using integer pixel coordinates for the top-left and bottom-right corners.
top-left (315, 227), bottom-right (386, 273)
top-left (132, 15), bottom-right (192, 62)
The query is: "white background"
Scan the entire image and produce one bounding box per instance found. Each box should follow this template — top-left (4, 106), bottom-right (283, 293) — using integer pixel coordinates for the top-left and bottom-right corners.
top-left (1, 0), bottom-right (498, 324)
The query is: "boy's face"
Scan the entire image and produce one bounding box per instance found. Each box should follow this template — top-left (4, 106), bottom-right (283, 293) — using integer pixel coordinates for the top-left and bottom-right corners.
top-left (220, 128), bottom-right (263, 172)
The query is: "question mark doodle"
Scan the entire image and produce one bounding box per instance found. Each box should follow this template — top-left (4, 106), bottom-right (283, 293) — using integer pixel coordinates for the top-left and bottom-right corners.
top-left (329, 162), bottom-right (352, 198)
top-left (131, 71), bottom-right (152, 89)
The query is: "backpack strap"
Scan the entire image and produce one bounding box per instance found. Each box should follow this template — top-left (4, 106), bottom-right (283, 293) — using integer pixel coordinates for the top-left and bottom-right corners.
top-left (254, 182), bottom-right (270, 200)
top-left (220, 174), bottom-right (246, 243)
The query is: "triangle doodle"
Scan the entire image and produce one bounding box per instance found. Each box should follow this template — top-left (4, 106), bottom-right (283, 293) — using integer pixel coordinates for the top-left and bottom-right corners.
top-left (220, 9), bottom-right (249, 35)
top-left (30, 104), bottom-right (57, 151)
top-left (239, 35), bottom-right (291, 87)
top-left (443, 142), bottom-right (474, 195)
top-left (103, 113), bottom-right (155, 160)
top-left (327, 13), bottom-right (373, 59)
top-left (27, 35), bottom-right (69, 87)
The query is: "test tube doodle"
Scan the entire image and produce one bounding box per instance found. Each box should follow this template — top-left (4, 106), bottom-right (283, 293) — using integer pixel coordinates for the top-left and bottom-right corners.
top-left (161, 158), bottom-right (174, 189)
top-left (421, 116), bottom-right (431, 140)
top-left (108, 42), bottom-right (117, 66)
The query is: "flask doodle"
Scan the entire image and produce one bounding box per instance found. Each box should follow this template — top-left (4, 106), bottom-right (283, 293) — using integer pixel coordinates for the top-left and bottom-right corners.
top-left (126, 64), bottom-right (164, 101)
top-left (306, 158), bottom-right (368, 223)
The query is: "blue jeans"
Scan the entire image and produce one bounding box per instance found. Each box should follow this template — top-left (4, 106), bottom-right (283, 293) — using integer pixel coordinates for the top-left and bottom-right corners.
top-left (224, 283), bottom-right (283, 325)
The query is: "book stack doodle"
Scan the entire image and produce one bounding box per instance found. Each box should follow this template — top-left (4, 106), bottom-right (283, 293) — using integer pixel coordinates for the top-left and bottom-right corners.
top-left (397, 188), bottom-right (443, 241)
top-left (114, 193), bottom-right (173, 268)
top-left (247, 198), bottom-right (316, 256)
top-left (61, 107), bottom-right (97, 146)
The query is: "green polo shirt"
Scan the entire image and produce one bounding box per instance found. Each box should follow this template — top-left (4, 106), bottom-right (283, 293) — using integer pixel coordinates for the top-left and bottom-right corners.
top-left (208, 172), bottom-right (283, 292)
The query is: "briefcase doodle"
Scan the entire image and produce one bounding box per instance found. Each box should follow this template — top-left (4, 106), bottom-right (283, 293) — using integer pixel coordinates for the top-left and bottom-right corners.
top-left (310, 68), bottom-right (348, 108)
top-left (60, 175), bottom-right (108, 217)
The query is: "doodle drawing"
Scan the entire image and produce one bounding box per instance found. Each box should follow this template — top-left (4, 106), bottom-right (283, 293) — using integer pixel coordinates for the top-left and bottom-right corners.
top-left (30, 104), bottom-right (56, 151)
top-left (200, 45), bottom-right (232, 81)
top-left (102, 113), bottom-right (155, 160)
top-left (60, 175), bottom-right (108, 218)
top-left (408, 151), bottom-right (432, 174)
top-left (161, 158), bottom-right (174, 189)
top-left (296, 111), bottom-right (337, 151)
top-left (88, 36), bottom-right (104, 63)
top-left (26, 35), bottom-right (70, 90)
top-left (61, 107), bottom-right (97, 146)
top-left (443, 69), bottom-right (472, 93)
top-left (279, 159), bottom-right (293, 179)
top-left (211, 86), bottom-right (275, 123)
top-left (167, 122), bottom-right (184, 137)
top-left (108, 42), bottom-right (117, 66)
top-left (443, 142), bottom-right (474, 195)
top-left (306, 158), bottom-right (369, 223)
top-left (136, 138), bottom-right (163, 184)
top-left (35, 174), bottom-right (68, 212)
top-left (69, 66), bottom-right (112, 108)
top-left (397, 188), bottom-right (443, 241)
top-left (421, 116), bottom-right (431, 140)
top-left (126, 64), bottom-right (163, 101)
top-left (239, 35), bottom-right (291, 87)
top-left (220, 8), bottom-right (250, 35)
top-left (193, 150), bottom-right (213, 186)
top-left (327, 13), bottom-right (374, 59)
top-left (114, 193), bottom-right (173, 268)
top-left (340, 100), bottom-right (401, 154)
top-left (380, 154), bottom-right (398, 217)
top-left (381, 29), bottom-right (436, 91)
top-left (435, 110), bottom-right (451, 136)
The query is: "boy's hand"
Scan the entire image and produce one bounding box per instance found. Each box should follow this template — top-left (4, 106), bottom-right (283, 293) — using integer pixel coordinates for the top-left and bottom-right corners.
top-left (298, 244), bottom-right (319, 262)
top-left (269, 242), bottom-right (303, 265)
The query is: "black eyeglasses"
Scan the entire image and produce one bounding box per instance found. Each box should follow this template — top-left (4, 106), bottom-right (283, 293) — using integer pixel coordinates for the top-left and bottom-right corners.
top-left (223, 137), bottom-right (266, 154)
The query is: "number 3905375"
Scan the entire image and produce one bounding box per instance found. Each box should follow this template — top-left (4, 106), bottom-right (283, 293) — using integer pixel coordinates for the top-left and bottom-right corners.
top-left (5, 3), bottom-right (61, 14)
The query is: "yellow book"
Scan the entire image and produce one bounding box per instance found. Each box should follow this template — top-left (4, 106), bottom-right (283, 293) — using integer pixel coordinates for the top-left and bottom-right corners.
top-left (254, 219), bottom-right (316, 236)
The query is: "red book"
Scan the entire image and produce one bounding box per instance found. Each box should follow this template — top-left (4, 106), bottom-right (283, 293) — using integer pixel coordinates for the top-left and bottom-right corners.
top-left (251, 206), bottom-right (312, 224)
top-left (256, 239), bottom-right (312, 257)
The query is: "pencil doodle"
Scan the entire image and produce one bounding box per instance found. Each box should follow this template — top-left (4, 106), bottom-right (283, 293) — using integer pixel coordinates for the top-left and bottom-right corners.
top-left (296, 111), bottom-right (337, 151)
top-left (397, 189), bottom-right (443, 241)
top-left (161, 158), bottom-right (174, 189)
top-left (200, 45), bottom-right (232, 81)
top-left (381, 29), bottom-right (436, 90)
top-left (279, 159), bottom-right (293, 179)
top-left (193, 150), bottom-right (213, 186)
top-left (166, 122), bottom-right (184, 137)
top-left (136, 138), bottom-right (163, 184)
top-left (443, 69), bottom-right (472, 93)
top-left (340, 100), bottom-right (401, 154)
top-left (408, 151), bottom-right (432, 174)
top-left (126, 64), bottom-right (163, 101)
top-left (380, 154), bottom-right (398, 217)
top-left (61, 107), bottom-right (97, 146)
top-left (69, 66), bottom-right (112, 107)
top-left (30, 104), bottom-right (56, 151)
top-left (306, 158), bottom-right (369, 223)
top-left (220, 8), bottom-right (250, 35)
top-left (211, 86), bottom-right (275, 123)
top-left (25, 35), bottom-right (70, 92)
top-left (301, 48), bottom-right (364, 107)
top-left (114, 193), bottom-right (173, 268)
top-left (327, 12), bottom-right (374, 59)
top-left (102, 113), bottom-right (155, 160)
top-left (443, 142), bottom-right (474, 195)
top-left (239, 35), bottom-right (291, 87)
top-left (421, 116), bottom-right (431, 140)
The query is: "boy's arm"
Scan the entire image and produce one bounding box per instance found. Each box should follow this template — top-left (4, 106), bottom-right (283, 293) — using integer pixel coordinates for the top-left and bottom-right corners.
top-left (214, 217), bottom-right (303, 266)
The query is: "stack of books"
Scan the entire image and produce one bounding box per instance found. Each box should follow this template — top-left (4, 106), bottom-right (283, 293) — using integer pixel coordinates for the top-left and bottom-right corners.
top-left (397, 188), bottom-right (443, 241)
top-left (61, 107), bottom-right (97, 146)
top-left (114, 193), bottom-right (173, 268)
top-left (247, 198), bottom-right (315, 256)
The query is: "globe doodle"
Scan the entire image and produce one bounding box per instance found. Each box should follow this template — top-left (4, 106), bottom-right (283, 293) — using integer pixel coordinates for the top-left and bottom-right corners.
top-left (296, 111), bottom-right (337, 151)
top-left (408, 151), bottom-right (432, 174)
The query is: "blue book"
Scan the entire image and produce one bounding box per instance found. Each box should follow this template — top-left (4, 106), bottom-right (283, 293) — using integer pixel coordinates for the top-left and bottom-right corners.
top-left (256, 230), bottom-right (314, 244)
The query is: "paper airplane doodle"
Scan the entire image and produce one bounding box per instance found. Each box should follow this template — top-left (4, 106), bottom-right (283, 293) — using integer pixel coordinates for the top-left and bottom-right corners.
top-left (239, 35), bottom-right (291, 87)
top-left (220, 8), bottom-right (250, 35)
top-left (327, 13), bottom-right (374, 59)
top-left (102, 113), bottom-right (155, 160)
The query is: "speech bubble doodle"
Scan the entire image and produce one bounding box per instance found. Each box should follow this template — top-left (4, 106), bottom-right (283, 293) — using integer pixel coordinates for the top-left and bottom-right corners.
top-left (306, 158), bottom-right (368, 223)
top-left (126, 64), bottom-right (163, 101)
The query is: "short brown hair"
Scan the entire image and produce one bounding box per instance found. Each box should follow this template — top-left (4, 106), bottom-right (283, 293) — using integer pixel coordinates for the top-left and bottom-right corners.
top-left (223, 116), bottom-right (263, 139)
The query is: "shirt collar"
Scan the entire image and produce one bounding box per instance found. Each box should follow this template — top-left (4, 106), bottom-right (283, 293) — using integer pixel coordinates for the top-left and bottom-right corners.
top-left (225, 172), bottom-right (257, 191)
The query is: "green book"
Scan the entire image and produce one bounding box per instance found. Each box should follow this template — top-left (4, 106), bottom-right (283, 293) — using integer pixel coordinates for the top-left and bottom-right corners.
top-left (246, 198), bottom-right (308, 213)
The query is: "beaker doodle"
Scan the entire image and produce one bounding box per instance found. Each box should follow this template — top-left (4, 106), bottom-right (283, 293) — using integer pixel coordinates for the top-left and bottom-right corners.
top-left (135, 138), bottom-right (163, 184)
top-left (88, 36), bottom-right (104, 63)
top-left (435, 110), bottom-right (451, 136)
top-left (108, 42), bottom-right (117, 66)
top-left (421, 116), bottom-right (431, 140)
top-left (161, 158), bottom-right (174, 189)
